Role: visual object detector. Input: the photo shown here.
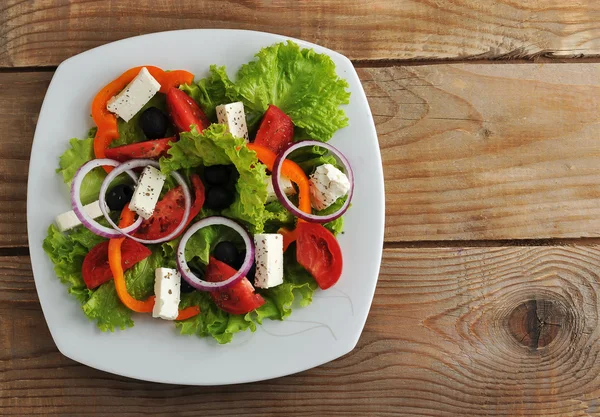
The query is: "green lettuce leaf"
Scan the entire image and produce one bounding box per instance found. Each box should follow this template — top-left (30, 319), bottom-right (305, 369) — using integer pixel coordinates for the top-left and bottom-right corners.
top-left (57, 137), bottom-right (105, 205)
top-left (176, 291), bottom-right (256, 344)
top-left (43, 224), bottom-right (95, 304)
top-left (321, 196), bottom-right (347, 235)
top-left (254, 250), bottom-right (318, 321)
top-left (82, 281), bottom-right (134, 332)
top-left (56, 136), bottom-right (128, 205)
top-left (43, 224), bottom-right (135, 331)
top-left (183, 224), bottom-right (242, 265)
top-left (288, 145), bottom-right (338, 174)
top-left (228, 41), bottom-right (350, 141)
top-left (264, 201), bottom-right (295, 228)
top-left (160, 124), bottom-right (271, 233)
top-left (125, 249), bottom-right (167, 300)
top-left (180, 65), bottom-right (235, 122)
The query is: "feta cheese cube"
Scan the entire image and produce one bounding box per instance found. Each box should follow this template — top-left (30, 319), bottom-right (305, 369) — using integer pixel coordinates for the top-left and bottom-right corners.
top-left (309, 164), bottom-right (351, 211)
top-left (152, 268), bottom-right (181, 320)
top-left (253, 233), bottom-right (284, 289)
top-left (216, 102), bottom-right (249, 141)
top-left (128, 166), bottom-right (166, 219)
top-left (265, 175), bottom-right (296, 203)
top-left (55, 200), bottom-right (106, 232)
top-left (106, 67), bottom-right (161, 122)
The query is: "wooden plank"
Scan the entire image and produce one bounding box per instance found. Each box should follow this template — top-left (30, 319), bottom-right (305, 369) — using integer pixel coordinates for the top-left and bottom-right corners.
top-left (1, 0), bottom-right (599, 67)
top-left (363, 63), bottom-right (600, 241)
top-left (0, 72), bottom-right (50, 247)
top-left (4, 246), bottom-right (600, 416)
top-left (3, 64), bottom-right (599, 247)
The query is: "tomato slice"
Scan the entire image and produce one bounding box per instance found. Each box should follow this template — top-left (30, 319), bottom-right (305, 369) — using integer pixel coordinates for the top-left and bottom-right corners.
top-left (254, 104), bottom-right (294, 155)
top-left (205, 257), bottom-right (265, 315)
top-left (134, 174), bottom-right (205, 240)
top-left (104, 137), bottom-right (175, 162)
top-left (82, 239), bottom-right (151, 289)
top-left (295, 222), bottom-right (343, 290)
top-left (166, 88), bottom-right (210, 133)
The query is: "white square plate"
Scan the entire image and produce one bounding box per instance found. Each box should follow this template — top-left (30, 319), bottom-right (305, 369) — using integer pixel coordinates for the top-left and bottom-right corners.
top-left (27, 29), bottom-right (384, 385)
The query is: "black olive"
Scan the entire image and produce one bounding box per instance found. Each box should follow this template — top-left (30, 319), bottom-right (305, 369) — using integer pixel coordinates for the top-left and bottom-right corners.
top-left (213, 241), bottom-right (239, 266)
top-left (180, 278), bottom-right (196, 294)
top-left (139, 107), bottom-right (169, 139)
top-left (204, 186), bottom-right (235, 210)
top-left (246, 263), bottom-right (257, 281)
top-left (204, 165), bottom-right (233, 186)
top-left (236, 251), bottom-right (256, 280)
top-left (182, 266), bottom-right (204, 293)
top-left (106, 184), bottom-right (134, 211)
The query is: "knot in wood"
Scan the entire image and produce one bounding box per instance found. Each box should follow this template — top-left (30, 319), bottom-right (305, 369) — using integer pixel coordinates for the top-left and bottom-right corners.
top-left (507, 299), bottom-right (567, 350)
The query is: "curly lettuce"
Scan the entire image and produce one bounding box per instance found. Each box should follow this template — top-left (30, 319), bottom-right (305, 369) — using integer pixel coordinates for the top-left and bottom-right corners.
top-left (196, 41), bottom-right (350, 140)
top-left (176, 291), bottom-right (256, 344)
top-left (56, 133), bottom-right (128, 205)
top-left (179, 65), bottom-right (234, 122)
top-left (175, 250), bottom-right (317, 343)
top-left (160, 124), bottom-right (272, 233)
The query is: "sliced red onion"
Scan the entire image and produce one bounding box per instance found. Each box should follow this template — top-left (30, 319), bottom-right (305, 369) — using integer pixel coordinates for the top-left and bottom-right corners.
top-left (71, 158), bottom-right (143, 238)
top-left (98, 159), bottom-right (192, 245)
top-left (273, 140), bottom-right (354, 223)
top-left (176, 216), bottom-right (254, 292)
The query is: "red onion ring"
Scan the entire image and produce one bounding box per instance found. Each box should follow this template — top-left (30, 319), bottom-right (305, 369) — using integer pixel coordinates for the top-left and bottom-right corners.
top-left (70, 158), bottom-right (143, 238)
top-left (273, 141), bottom-right (354, 223)
top-left (98, 159), bottom-right (192, 245)
top-left (176, 216), bottom-right (255, 292)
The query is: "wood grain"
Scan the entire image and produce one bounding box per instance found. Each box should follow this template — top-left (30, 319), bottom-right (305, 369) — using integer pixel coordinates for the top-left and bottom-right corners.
top-left (1, 0), bottom-right (599, 67)
top-left (0, 72), bottom-right (50, 248)
top-left (2, 64), bottom-right (600, 246)
top-left (364, 63), bottom-right (600, 241)
top-left (4, 246), bottom-right (600, 416)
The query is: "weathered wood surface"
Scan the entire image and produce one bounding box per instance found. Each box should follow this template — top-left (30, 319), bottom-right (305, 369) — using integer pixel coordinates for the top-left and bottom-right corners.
top-left (1, 64), bottom-right (599, 247)
top-left (4, 3), bottom-right (600, 412)
top-left (1, 0), bottom-right (599, 67)
top-left (4, 246), bottom-right (600, 416)
top-left (367, 63), bottom-right (600, 241)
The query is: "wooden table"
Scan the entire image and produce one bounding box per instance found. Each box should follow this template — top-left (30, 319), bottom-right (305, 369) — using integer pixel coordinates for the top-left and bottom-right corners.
top-left (2, 1), bottom-right (600, 415)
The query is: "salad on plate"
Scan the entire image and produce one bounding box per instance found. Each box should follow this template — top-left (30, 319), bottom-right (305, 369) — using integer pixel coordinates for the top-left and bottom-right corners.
top-left (43, 41), bottom-right (354, 344)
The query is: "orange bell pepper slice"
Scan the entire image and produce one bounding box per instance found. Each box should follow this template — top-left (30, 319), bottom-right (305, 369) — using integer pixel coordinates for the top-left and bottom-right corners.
top-left (108, 207), bottom-right (155, 313)
top-left (108, 206), bottom-right (200, 320)
top-left (176, 305), bottom-right (201, 321)
top-left (246, 143), bottom-right (311, 216)
top-left (92, 66), bottom-right (194, 172)
top-left (277, 227), bottom-right (298, 252)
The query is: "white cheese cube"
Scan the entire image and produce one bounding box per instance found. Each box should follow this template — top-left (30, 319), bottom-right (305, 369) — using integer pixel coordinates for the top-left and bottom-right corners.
top-left (128, 166), bottom-right (166, 219)
top-left (265, 175), bottom-right (296, 203)
top-left (309, 164), bottom-right (351, 211)
top-left (55, 200), bottom-right (106, 232)
top-left (253, 234), bottom-right (284, 289)
top-left (106, 67), bottom-right (161, 122)
top-left (216, 102), bottom-right (249, 141)
top-left (152, 268), bottom-right (181, 320)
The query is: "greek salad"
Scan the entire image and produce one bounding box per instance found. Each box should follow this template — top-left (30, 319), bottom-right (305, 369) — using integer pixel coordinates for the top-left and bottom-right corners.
top-left (43, 41), bottom-right (353, 343)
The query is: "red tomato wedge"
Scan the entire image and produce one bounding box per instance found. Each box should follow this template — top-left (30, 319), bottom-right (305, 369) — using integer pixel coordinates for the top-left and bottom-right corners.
top-left (205, 257), bottom-right (265, 315)
top-left (295, 222), bottom-right (342, 290)
top-left (254, 104), bottom-right (294, 155)
top-left (104, 137), bottom-right (174, 162)
top-left (134, 174), bottom-right (205, 241)
top-left (82, 239), bottom-right (151, 289)
top-left (166, 88), bottom-right (210, 133)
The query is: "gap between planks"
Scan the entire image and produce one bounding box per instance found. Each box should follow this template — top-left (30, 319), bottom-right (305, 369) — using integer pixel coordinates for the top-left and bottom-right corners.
top-left (5, 238), bottom-right (600, 258)
top-left (2, 56), bottom-right (600, 74)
